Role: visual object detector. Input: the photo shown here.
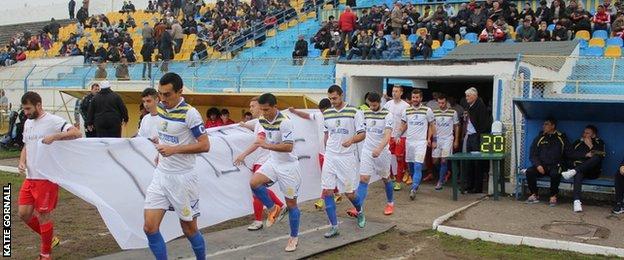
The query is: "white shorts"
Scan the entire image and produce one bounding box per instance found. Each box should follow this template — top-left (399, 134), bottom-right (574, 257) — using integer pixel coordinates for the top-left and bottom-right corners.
top-left (258, 160), bottom-right (301, 199)
top-left (406, 140), bottom-right (428, 163)
top-left (321, 153), bottom-right (359, 193)
top-left (359, 149), bottom-right (391, 179)
top-left (145, 169), bottom-right (200, 222)
top-left (432, 138), bottom-right (454, 158)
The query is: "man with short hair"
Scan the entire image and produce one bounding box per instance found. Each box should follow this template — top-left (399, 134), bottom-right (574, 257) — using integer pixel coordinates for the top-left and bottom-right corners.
top-left (86, 81), bottom-right (129, 137)
top-left (383, 85), bottom-right (410, 191)
top-left (18, 91), bottom-right (82, 260)
top-left (137, 87), bottom-right (159, 140)
top-left (525, 118), bottom-right (569, 206)
top-left (321, 85), bottom-right (366, 236)
top-left (431, 94), bottom-right (460, 190)
top-left (248, 93), bottom-right (302, 252)
top-left (349, 92), bottom-right (396, 216)
top-left (143, 72), bottom-right (210, 260)
top-left (463, 87), bottom-right (491, 193)
top-left (397, 89), bottom-right (436, 200)
top-left (234, 96), bottom-right (285, 231)
top-left (561, 125), bottom-right (605, 212)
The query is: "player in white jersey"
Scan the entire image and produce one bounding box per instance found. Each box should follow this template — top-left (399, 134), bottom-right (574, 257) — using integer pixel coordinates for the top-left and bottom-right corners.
top-left (345, 92), bottom-right (396, 218)
top-left (397, 89), bottom-right (436, 200)
top-left (322, 85), bottom-right (366, 236)
top-left (432, 94), bottom-right (460, 190)
top-left (249, 93), bottom-right (302, 252)
top-left (382, 85), bottom-right (410, 191)
top-left (137, 88), bottom-right (160, 140)
top-left (18, 91), bottom-right (81, 260)
top-left (143, 73), bottom-right (210, 260)
top-left (235, 96), bottom-right (285, 231)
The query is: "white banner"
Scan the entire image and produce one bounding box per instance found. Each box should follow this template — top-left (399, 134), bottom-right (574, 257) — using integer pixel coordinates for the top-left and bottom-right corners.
top-left (33, 112), bottom-right (327, 249)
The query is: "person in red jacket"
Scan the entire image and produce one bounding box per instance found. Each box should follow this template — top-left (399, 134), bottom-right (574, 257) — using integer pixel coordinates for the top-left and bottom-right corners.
top-left (205, 107), bottom-right (223, 128)
top-left (16, 48), bottom-right (27, 62)
top-left (338, 6), bottom-right (357, 47)
top-left (592, 5), bottom-right (611, 31)
top-left (479, 18), bottom-right (505, 42)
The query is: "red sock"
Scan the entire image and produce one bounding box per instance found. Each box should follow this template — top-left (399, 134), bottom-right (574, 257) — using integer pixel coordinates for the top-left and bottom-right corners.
top-left (396, 158), bottom-right (406, 182)
top-left (252, 196), bottom-right (263, 221)
top-left (267, 189), bottom-right (283, 207)
top-left (40, 221), bottom-right (53, 255)
top-left (26, 216), bottom-right (41, 234)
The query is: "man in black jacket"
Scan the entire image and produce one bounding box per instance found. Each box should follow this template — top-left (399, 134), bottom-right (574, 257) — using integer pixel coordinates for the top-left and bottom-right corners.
top-left (69, 0), bottom-right (76, 20)
top-left (525, 118), bottom-right (569, 206)
top-left (462, 87), bottom-right (492, 193)
top-left (614, 158), bottom-right (624, 214)
top-left (80, 83), bottom-right (100, 137)
top-left (292, 35), bottom-right (308, 65)
top-left (141, 39), bottom-right (154, 80)
top-left (87, 81), bottom-right (129, 137)
top-left (561, 125), bottom-right (605, 212)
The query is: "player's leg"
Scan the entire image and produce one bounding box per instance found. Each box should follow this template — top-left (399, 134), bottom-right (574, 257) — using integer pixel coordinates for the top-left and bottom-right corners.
top-left (341, 156), bottom-right (364, 228)
top-left (28, 180), bottom-right (59, 258)
top-left (144, 209), bottom-right (168, 260)
top-left (280, 165), bottom-right (301, 252)
top-left (18, 180), bottom-right (40, 233)
top-left (394, 137), bottom-right (407, 190)
top-left (436, 158), bottom-right (449, 190)
top-left (284, 197), bottom-right (300, 251)
top-left (250, 168), bottom-right (281, 227)
top-left (321, 156), bottom-right (339, 238)
top-left (180, 217), bottom-right (205, 260)
top-left (249, 164), bottom-right (264, 230)
top-left (410, 161), bottom-right (423, 200)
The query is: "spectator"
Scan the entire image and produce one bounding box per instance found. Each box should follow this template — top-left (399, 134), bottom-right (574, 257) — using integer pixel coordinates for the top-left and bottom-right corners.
top-left (570, 5), bottom-right (592, 33)
top-left (402, 11), bottom-right (416, 36)
top-left (462, 87), bottom-right (491, 194)
top-left (83, 40), bottom-right (95, 63)
top-left (593, 5), bottom-right (611, 31)
top-left (495, 17), bottom-right (511, 38)
top-left (552, 22), bottom-right (569, 41)
top-left (107, 44), bottom-right (121, 62)
top-left (488, 1), bottom-right (505, 22)
top-left (242, 111), bottom-right (253, 122)
top-left (561, 125), bottom-right (605, 212)
top-left (430, 17), bottom-right (447, 42)
top-left (550, 0), bottom-right (567, 24)
top-left (182, 16), bottom-right (198, 35)
top-left (95, 44), bottom-right (107, 62)
top-left (516, 19), bottom-right (537, 42)
top-left (69, 0), bottom-right (76, 20)
top-left (525, 118), bottom-right (569, 206)
top-left (120, 1), bottom-right (136, 13)
top-left (142, 22), bottom-right (154, 45)
top-left (390, 3), bottom-right (404, 36)
top-left (535, 0), bottom-right (551, 24)
top-left (347, 30), bottom-right (372, 60)
top-left (126, 15), bottom-right (137, 28)
top-left (171, 20), bottom-right (184, 53)
top-left (220, 109), bottom-right (235, 125)
top-left (122, 42), bottom-right (136, 62)
top-left (520, 3), bottom-right (536, 20)
top-left (77, 6), bottom-right (89, 26)
top-left (292, 35), bottom-right (308, 65)
top-left (383, 31), bottom-right (403, 59)
top-left (47, 18), bottom-right (61, 42)
top-left (94, 63), bottom-right (107, 80)
top-left (41, 34), bottom-right (52, 57)
top-left (0, 89), bottom-right (8, 111)
top-left (141, 40), bottom-right (154, 80)
top-left (191, 39), bottom-right (207, 63)
top-left (614, 159), bottom-right (624, 214)
top-left (368, 30), bottom-right (387, 59)
top-left (146, 1), bottom-right (157, 13)
top-left (468, 5), bottom-right (487, 33)
top-left (15, 48), bottom-right (26, 62)
top-left (115, 57), bottom-right (130, 80)
top-left (444, 3), bottom-right (456, 18)
top-left (80, 83), bottom-right (100, 137)
top-left (313, 29), bottom-right (331, 51)
top-left (456, 4), bottom-right (471, 27)
top-left (536, 21), bottom-right (551, 41)
top-left (338, 6), bottom-right (357, 47)
top-left (604, 0), bottom-right (618, 15)
top-left (410, 30), bottom-right (432, 59)
top-left (205, 107), bottom-right (222, 128)
top-left (479, 18), bottom-right (505, 42)
top-left (613, 12), bottom-right (624, 38)
top-left (445, 18), bottom-right (461, 42)
top-left (159, 26), bottom-right (174, 72)
top-left (27, 36), bottom-right (40, 51)
top-left (86, 80), bottom-right (129, 138)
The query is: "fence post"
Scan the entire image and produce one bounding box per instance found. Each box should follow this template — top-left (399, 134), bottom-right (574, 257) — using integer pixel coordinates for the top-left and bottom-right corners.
top-left (23, 65), bottom-right (37, 93)
top-left (82, 65), bottom-right (95, 89)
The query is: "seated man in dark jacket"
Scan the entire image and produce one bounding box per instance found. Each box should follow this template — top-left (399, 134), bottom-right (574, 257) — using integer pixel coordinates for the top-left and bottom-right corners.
top-left (292, 35), bottom-right (308, 65)
top-left (614, 158), bottom-right (624, 214)
top-left (525, 118), bottom-right (570, 206)
top-left (561, 125), bottom-right (605, 212)
top-left (410, 31), bottom-right (432, 60)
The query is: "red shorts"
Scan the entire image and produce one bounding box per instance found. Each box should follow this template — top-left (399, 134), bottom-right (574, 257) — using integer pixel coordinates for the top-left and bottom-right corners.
top-left (18, 179), bottom-right (59, 214)
top-left (318, 153), bottom-right (325, 170)
top-left (252, 164), bottom-right (262, 173)
top-left (389, 137), bottom-right (406, 157)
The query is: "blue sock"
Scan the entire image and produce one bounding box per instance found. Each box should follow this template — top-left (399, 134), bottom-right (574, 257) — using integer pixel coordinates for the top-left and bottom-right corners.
top-left (324, 195), bottom-right (338, 226)
top-left (187, 231), bottom-right (205, 260)
top-left (411, 162), bottom-right (423, 191)
top-left (384, 180), bottom-right (394, 203)
top-left (349, 194), bottom-right (362, 212)
top-left (251, 185), bottom-right (275, 209)
top-left (356, 182), bottom-right (369, 208)
top-left (146, 231), bottom-right (167, 260)
top-left (438, 161), bottom-right (448, 184)
top-left (288, 207), bottom-right (301, 237)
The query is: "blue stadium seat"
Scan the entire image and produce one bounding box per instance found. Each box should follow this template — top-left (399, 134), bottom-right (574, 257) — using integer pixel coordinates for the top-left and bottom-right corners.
top-left (579, 39), bottom-right (589, 49)
top-left (606, 37), bottom-right (624, 47)
top-left (582, 46), bottom-right (604, 56)
top-left (547, 24), bottom-right (555, 32)
top-left (592, 30), bottom-right (609, 39)
top-left (408, 34), bottom-right (418, 44)
top-left (441, 40), bottom-right (456, 51)
top-left (464, 33), bottom-right (478, 43)
top-left (432, 48), bottom-right (447, 58)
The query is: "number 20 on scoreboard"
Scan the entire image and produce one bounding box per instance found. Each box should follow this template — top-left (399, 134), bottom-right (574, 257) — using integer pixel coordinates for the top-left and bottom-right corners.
top-left (480, 134), bottom-right (506, 153)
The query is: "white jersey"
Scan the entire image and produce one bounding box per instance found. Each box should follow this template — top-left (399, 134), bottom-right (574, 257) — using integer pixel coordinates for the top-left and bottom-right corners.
top-left (362, 108), bottom-right (393, 152)
top-left (383, 99), bottom-right (410, 138)
top-left (137, 114), bottom-right (159, 140)
top-left (247, 119), bottom-right (269, 165)
top-left (401, 104), bottom-right (434, 142)
top-left (257, 111), bottom-right (298, 163)
top-left (309, 112), bottom-right (326, 154)
top-left (23, 113), bottom-right (72, 180)
top-left (433, 108), bottom-right (459, 140)
top-left (323, 104), bottom-right (365, 155)
top-left (156, 98), bottom-right (206, 174)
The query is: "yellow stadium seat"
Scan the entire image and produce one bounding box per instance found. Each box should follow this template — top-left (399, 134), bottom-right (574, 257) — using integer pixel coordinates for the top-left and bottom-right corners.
top-left (457, 39), bottom-right (470, 46)
top-left (432, 40), bottom-right (440, 50)
top-left (278, 23), bottom-right (288, 31)
top-left (307, 11), bottom-right (316, 19)
top-left (575, 30), bottom-right (590, 41)
top-left (321, 48), bottom-right (330, 58)
top-left (244, 40), bottom-right (255, 48)
top-left (288, 19), bottom-right (298, 27)
top-left (604, 46), bottom-right (622, 57)
top-left (588, 38), bottom-right (605, 48)
top-left (267, 29), bottom-right (277, 37)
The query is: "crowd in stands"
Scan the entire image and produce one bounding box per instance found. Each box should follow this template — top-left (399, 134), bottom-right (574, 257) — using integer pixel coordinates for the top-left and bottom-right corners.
top-left (302, 0), bottom-right (624, 61)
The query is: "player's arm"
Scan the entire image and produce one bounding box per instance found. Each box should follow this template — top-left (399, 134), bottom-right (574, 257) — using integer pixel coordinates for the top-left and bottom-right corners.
top-left (397, 109), bottom-right (408, 138)
top-left (169, 133), bottom-right (210, 155)
top-left (288, 107), bottom-right (312, 120)
top-left (239, 122), bottom-right (255, 131)
top-left (453, 123), bottom-right (460, 147)
top-left (234, 128), bottom-right (264, 165)
top-left (428, 121), bottom-right (436, 147)
top-left (343, 110), bottom-right (366, 147)
top-left (373, 128), bottom-right (392, 158)
top-left (259, 141), bottom-right (294, 153)
top-left (42, 125), bottom-right (82, 144)
top-left (18, 146), bottom-right (26, 174)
